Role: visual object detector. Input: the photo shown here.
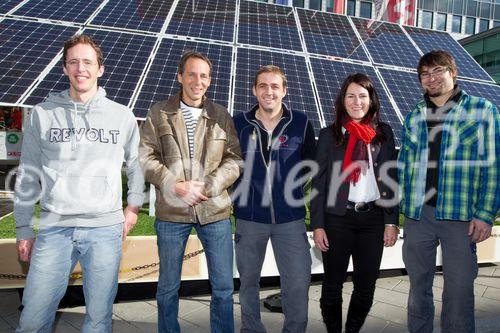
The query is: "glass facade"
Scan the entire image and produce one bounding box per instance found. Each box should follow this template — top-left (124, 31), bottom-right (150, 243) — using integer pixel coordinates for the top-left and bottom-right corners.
top-left (265, 0), bottom-right (497, 37)
top-left (461, 29), bottom-right (500, 83)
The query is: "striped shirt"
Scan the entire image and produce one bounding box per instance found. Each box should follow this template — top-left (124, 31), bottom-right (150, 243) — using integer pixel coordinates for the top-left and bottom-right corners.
top-left (180, 101), bottom-right (202, 158)
top-left (397, 91), bottom-right (500, 224)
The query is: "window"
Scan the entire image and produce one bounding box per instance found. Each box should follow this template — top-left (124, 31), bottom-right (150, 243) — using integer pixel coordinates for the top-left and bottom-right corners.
top-left (347, 0), bottom-right (356, 16)
top-left (465, 16), bottom-right (475, 34)
top-left (495, 20), bottom-right (500, 27)
top-left (452, 15), bottom-right (462, 32)
top-left (360, 1), bottom-right (372, 18)
top-left (324, 0), bottom-right (334, 12)
top-left (309, 0), bottom-right (321, 10)
top-left (452, 0), bottom-right (463, 15)
top-left (293, 0), bottom-right (305, 7)
top-left (437, 0), bottom-right (448, 12)
top-left (479, 18), bottom-right (489, 32)
top-left (436, 12), bottom-right (447, 30)
top-left (465, 0), bottom-right (477, 16)
top-left (421, 10), bottom-right (433, 29)
top-left (422, 0), bottom-right (434, 10)
top-left (480, 2), bottom-right (491, 19)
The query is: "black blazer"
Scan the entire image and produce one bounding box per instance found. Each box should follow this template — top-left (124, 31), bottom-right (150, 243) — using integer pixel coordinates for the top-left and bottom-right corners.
top-left (310, 122), bottom-right (399, 229)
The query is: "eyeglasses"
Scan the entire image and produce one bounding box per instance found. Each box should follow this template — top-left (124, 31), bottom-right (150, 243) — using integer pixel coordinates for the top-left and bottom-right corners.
top-left (65, 59), bottom-right (98, 69)
top-left (419, 67), bottom-right (448, 80)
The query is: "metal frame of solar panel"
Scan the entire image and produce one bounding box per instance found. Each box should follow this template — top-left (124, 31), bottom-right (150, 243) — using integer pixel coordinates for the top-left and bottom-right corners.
top-left (0, 0), bottom-right (497, 143)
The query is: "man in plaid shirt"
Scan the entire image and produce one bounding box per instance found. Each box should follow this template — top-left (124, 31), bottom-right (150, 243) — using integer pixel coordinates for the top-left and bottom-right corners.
top-left (398, 50), bottom-right (499, 333)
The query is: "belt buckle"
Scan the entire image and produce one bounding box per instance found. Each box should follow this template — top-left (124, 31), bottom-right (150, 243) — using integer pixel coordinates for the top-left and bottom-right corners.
top-left (354, 202), bottom-right (370, 213)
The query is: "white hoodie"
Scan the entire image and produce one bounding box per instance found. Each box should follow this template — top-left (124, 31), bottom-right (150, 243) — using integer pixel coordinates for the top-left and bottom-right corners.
top-left (14, 87), bottom-right (144, 240)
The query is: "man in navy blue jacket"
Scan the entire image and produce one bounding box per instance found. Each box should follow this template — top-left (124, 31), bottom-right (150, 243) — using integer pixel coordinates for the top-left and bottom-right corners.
top-left (232, 65), bottom-right (316, 333)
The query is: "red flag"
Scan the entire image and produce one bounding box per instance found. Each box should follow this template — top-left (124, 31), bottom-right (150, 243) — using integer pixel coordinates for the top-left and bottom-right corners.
top-left (374, 0), bottom-right (416, 26)
top-left (333, 0), bottom-right (345, 14)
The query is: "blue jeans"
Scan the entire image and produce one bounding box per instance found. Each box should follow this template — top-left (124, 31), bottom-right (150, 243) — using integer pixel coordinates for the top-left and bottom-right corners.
top-left (17, 224), bottom-right (123, 333)
top-left (155, 219), bottom-right (234, 333)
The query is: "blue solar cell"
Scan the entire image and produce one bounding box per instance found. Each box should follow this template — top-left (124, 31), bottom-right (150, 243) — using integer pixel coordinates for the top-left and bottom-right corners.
top-left (0, 0), bottom-right (22, 14)
top-left (238, 1), bottom-right (302, 52)
top-left (12, 0), bottom-right (102, 23)
top-left (310, 58), bottom-right (402, 145)
top-left (25, 29), bottom-right (156, 107)
top-left (133, 38), bottom-right (232, 119)
top-left (90, 0), bottom-right (173, 33)
top-left (166, 0), bottom-right (235, 42)
top-left (404, 26), bottom-right (493, 82)
top-left (0, 19), bottom-right (77, 104)
top-left (458, 80), bottom-right (500, 109)
top-left (297, 8), bottom-right (368, 61)
top-left (351, 18), bottom-right (421, 69)
top-left (377, 68), bottom-right (422, 120)
top-left (234, 48), bottom-right (320, 134)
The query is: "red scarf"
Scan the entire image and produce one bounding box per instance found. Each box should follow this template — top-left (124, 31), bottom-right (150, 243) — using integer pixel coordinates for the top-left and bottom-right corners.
top-left (342, 119), bottom-right (376, 184)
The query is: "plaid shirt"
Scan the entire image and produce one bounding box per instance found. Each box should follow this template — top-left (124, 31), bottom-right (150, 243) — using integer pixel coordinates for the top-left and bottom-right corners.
top-left (398, 91), bottom-right (500, 225)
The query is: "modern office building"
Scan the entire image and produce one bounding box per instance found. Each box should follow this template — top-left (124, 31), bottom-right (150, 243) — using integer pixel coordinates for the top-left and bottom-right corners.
top-left (460, 26), bottom-right (500, 83)
top-left (256, 0), bottom-right (500, 38)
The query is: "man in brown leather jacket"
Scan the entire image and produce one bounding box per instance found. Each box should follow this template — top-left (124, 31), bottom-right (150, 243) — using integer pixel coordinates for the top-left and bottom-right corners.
top-left (139, 51), bottom-right (242, 333)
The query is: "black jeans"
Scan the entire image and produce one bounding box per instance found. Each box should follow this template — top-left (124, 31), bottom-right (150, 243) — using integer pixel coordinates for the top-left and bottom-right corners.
top-left (321, 208), bottom-right (385, 312)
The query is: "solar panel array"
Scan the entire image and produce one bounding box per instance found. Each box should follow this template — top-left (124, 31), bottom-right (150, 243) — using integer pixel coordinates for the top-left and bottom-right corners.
top-left (1, 0), bottom-right (498, 144)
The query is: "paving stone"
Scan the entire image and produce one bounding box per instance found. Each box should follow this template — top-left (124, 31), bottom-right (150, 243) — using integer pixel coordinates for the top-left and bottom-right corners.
top-left (307, 299), bottom-right (322, 322)
top-left (178, 299), bottom-right (209, 319)
top-left (308, 284), bottom-right (322, 301)
top-left (112, 301), bottom-right (157, 323)
top-left (373, 288), bottom-right (408, 308)
top-left (0, 291), bottom-right (20, 318)
top-left (473, 294), bottom-right (500, 314)
top-left (55, 311), bottom-right (84, 330)
top-left (359, 315), bottom-right (390, 333)
top-left (482, 286), bottom-right (500, 301)
top-left (2, 312), bottom-right (20, 330)
top-left (369, 302), bottom-right (407, 326)
top-left (306, 318), bottom-right (327, 332)
top-left (380, 321), bottom-right (407, 333)
top-left (0, 317), bottom-right (13, 331)
top-left (376, 277), bottom-right (404, 291)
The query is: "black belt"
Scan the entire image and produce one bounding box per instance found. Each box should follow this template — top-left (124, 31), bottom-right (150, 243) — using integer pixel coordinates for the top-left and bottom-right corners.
top-left (346, 200), bottom-right (376, 213)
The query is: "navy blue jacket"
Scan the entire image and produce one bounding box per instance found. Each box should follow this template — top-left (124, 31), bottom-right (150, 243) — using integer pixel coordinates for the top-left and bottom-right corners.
top-left (232, 104), bottom-right (315, 224)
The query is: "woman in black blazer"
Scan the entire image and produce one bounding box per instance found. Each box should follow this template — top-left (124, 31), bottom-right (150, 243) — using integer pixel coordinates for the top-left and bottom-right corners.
top-left (311, 73), bottom-right (399, 333)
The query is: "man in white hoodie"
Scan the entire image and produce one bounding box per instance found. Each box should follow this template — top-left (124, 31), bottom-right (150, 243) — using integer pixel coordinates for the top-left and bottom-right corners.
top-left (14, 34), bottom-right (144, 333)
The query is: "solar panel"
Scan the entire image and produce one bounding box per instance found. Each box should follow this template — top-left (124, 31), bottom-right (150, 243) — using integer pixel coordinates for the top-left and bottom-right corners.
top-left (0, 0), bottom-right (21, 14)
top-left (0, 19), bottom-right (77, 104)
top-left (90, 0), bottom-right (174, 33)
top-left (297, 8), bottom-right (369, 61)
top-left (166, 0), bottom-right (235, 42)
top-left (234, 47), bottom-right (321, 134)
top-left (239, 1), bottom-right (302, 52)
top-left (351, 18), bottom-right (421, 69)
top-left (12, 0), bottom-right (102, 23)
top-left (310, 58), bottom-right (403, 145)
top-left (25, 29), bottom-right (156, 107)
top-left (457, 80), bottom-right (500, 109)
top-left (404, 26), bottom-right (493, 82)
top-left (133, 38), bottom-right (232, 119)
top-left (377, 67), bottom-right (422, 119)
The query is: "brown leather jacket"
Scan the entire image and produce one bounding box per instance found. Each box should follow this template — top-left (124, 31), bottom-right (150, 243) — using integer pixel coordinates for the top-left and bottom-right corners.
top-left (139, 92), bottom-right (243, 224)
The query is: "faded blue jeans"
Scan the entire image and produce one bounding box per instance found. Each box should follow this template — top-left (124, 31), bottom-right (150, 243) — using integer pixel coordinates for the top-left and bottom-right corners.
top-left (155, 219), bottom-right (234, 333)
top-left (17, 223), bottom-right (123, 333)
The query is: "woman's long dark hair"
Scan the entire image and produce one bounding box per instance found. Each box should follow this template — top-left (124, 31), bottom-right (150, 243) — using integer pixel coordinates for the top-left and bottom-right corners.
top-left (331, 73), bottom-right (385, 145)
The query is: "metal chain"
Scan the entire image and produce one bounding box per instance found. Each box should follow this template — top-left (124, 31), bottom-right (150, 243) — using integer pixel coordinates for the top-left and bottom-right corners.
top-left (0, 247), bottom-right (206, 280)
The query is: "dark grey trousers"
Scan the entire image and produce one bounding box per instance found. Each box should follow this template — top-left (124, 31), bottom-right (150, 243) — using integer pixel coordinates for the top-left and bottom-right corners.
top-left (402, 205), bottom-right (478, 333)
top-left (235, 219), bottom-right (312, 333)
